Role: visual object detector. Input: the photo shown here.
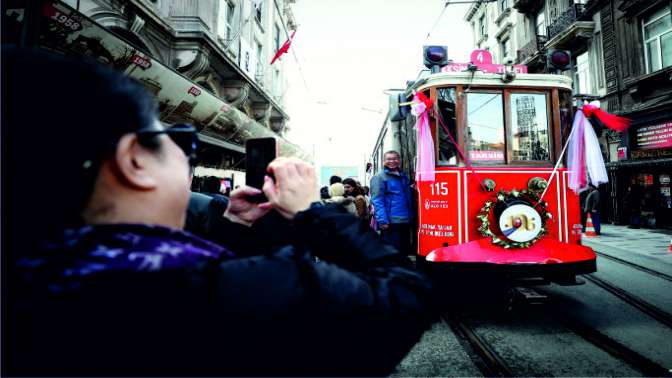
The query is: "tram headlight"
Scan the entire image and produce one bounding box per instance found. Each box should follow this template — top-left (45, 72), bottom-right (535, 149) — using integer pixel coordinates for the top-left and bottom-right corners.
top-left (482, 178), bottom-right (497, 192)
top-left (528, 177), bottom-right (548, 193)
top-left (546, 49), bottom-right (572, 73)
top-left (423, 45), bottom-right (448, 73)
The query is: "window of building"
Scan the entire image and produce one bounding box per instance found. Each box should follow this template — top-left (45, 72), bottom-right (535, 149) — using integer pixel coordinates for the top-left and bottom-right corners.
top-left (536, 12), bottom-right (546, 37)
top-left (592, 31), bottom-right (605, 89)
top-left (254, 0), bottom-right (263, 24)
top-left (500, 38), bottom-right (511, 60)
top-left (643, 6), bottom-right (672, 73)
top-left (217, 1), bottom-right (236, 41)
top-left (510, 93), bottom-right (550, 161)
top-left (274, 24), bottom-right (281, 52)
top-left (467, 92), bottom-right (505, 164)
top-left (272, 68), bottom-right (280, 97)
top-left (226, 2), bottom-right (235, 39)
top-left (574, 51), bottom-right (592, 94)
top-left (255, 41), bottom-right (264, 84)
top-left (479, 13), bottom-right (487, 37)
top-left (549, 0), bottom-right (557, 20)
top-left (499, 0), bottom-right (508, 13)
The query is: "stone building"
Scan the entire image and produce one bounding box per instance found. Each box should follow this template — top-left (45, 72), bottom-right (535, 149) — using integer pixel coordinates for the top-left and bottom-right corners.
top-left (600, 0), bottom-right (672, 228)
top-left (465, 0), bottom-right (526, 64)
top-left (3, 0), bottom-right (305, 185)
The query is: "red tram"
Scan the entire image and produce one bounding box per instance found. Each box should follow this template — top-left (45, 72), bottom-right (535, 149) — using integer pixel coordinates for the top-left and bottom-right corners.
top-left (371, 49), bottom-right (596, 285)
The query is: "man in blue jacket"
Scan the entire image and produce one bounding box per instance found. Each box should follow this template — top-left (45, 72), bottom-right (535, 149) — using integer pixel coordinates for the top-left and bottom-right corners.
top-left (371, 150), bottom-right (413, 255)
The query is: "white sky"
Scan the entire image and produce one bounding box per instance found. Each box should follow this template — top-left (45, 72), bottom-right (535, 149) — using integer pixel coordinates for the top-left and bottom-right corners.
top-left (283, 0), bottom-right (473, 174)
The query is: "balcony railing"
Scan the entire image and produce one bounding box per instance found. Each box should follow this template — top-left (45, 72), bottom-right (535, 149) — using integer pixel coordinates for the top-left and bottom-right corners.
top-left (546, 3), bottom-right (587, 40)
top-left (516, 35), bottom-right (548, 64)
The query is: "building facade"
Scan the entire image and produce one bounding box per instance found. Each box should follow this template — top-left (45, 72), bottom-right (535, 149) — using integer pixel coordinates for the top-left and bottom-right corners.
top-left (3, 0), bottom-right (303, 184)
top-left (602, 0), bottom-right (672, 228)
top-left (464, 0), bottom-right (672, 228)
top-left (465, 0), bottom-right (527, 65)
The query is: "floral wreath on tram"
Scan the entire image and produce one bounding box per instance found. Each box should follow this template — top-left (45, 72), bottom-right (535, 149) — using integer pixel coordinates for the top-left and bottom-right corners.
top-left (476, 188), bottom-right (552, 249)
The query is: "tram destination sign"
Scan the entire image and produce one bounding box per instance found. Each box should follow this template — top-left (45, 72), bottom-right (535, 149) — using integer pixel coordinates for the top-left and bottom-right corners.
top-left (441, 50), bottom-right (528, 74)
top-left (636, 122), bottom-right (672, 150)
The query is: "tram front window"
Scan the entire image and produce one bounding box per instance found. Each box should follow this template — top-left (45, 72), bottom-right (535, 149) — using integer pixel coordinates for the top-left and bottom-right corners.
top-left (437, 88), bottom-right (458, 165)
top-left (510, 93), bottom-right (550, 161)
top-left (467, 92), bottom-right (505, 164)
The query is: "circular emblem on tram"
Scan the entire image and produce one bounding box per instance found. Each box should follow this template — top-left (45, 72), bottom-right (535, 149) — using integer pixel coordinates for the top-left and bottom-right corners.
top-left (498, 204), bottom-right (542, 243)
top-left (477, 188), bottom-right (551, 249)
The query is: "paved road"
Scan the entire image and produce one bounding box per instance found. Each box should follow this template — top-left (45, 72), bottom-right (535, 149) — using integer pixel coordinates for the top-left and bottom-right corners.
top-left (394, 225), bottom-right (672, 376)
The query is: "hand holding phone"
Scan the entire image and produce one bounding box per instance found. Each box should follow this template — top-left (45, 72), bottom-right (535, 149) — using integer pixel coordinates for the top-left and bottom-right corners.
top-left (245, 138), bottom-right (277, 203)
top-left (262, 157), bottom-right (319, 219)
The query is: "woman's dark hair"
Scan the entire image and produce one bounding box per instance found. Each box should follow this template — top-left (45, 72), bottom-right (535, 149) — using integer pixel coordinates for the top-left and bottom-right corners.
top-left (342, 178), bottom-right (357, 187)
top-left (342, 178), bottom-right (364, 196)
top-left (3, 47), bottom-right (159, 236)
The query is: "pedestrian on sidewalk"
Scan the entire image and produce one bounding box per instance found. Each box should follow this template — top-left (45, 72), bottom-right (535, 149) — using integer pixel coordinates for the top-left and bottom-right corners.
top-left (585, 184), bottom-right (601, 235)
top-left (623, 185), bottom-right (641, 228)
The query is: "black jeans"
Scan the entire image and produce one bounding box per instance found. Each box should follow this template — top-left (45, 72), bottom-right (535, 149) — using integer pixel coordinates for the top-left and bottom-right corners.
top-left (381, 223), bottom-right (412, 256)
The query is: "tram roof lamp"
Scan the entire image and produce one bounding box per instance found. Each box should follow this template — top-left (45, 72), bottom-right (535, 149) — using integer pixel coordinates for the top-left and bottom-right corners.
top-left (423, 45), bottom-right (448, 74)
top-left (547, 49), bottom-right (572, 73)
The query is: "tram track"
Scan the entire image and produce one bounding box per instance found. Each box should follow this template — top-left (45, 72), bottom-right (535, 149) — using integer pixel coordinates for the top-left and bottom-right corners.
top-left (584, 274), bottom-right (672, 329)
top-left (594, 251), bottom-right (672, 283)
top-left (547, 301), bottom-right (672, 377)
top-left (443, 315), bottom-right (513, 377)
top-left (443, 301), bottom-right (669, 377)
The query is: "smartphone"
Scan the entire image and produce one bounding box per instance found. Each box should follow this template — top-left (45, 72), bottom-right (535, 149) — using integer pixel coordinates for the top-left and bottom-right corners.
top-left (245, 137), bottom-right (277, 202)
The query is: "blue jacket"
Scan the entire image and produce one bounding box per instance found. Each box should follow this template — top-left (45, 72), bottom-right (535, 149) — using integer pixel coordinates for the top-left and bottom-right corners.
top-left (371, 168), bottom-right (412, 225)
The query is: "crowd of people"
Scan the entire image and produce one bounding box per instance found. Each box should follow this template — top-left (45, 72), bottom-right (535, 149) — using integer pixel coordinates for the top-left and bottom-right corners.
top-left (320, 176), bottom-right (371, 221)
top-left (3, 47), bottom-right (436, 376)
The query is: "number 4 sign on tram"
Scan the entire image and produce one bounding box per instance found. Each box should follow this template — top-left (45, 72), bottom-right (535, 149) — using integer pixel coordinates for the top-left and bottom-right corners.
top-left (442, 49), bottom-right (528, 74)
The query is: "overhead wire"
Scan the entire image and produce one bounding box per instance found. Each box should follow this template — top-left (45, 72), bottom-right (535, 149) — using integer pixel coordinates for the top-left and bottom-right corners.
top-left (424, 1), bottom-right (450, 41)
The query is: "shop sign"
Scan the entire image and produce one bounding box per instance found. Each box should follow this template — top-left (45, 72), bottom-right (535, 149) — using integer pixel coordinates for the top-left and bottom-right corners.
top-left (636, 121), bottom-right (672, 150)
top-left (617, 147), bottom-right (627, 160)
top-left (661, 174), bottom-right (671, 184)
top-left (631, 148), bottom-right (672, 159)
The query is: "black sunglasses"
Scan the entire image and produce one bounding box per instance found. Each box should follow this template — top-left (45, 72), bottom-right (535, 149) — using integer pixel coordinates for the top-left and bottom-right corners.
top-left (136, 124), bottom-right (199, 164)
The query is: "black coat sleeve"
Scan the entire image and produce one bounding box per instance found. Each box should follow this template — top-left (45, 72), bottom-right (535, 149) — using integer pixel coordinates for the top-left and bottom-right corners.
top-left (289, 204), bottom-right (437, 375)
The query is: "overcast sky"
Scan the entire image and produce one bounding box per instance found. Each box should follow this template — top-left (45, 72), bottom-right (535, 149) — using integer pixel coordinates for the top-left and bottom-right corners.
top-left (283, 0), bottom-right (473, 174)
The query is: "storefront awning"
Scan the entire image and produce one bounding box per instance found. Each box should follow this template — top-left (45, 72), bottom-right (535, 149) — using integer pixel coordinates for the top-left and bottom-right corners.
top-left (607, 158), bottom-right (672, 169)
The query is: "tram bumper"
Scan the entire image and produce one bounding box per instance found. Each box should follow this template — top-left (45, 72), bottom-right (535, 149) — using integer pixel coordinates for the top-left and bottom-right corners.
top-left (424, 237), bottom-right (596, 284)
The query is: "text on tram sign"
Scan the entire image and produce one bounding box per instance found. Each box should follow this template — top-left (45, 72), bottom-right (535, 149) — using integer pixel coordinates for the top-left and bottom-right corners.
top-left (430, 182), bottom-right (449, 196)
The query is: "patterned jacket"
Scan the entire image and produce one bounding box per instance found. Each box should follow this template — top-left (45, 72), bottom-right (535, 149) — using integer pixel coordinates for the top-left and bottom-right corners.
top-left (7, 205), bottom-right (434, 376)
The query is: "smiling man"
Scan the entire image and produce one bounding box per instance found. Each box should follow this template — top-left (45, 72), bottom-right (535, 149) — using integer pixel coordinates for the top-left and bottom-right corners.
top-left (370, 150), bottom-right (413, 256)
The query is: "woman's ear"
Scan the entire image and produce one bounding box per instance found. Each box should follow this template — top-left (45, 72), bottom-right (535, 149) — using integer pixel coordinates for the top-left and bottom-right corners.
top-left (114, 133), bottom-right (159, 190)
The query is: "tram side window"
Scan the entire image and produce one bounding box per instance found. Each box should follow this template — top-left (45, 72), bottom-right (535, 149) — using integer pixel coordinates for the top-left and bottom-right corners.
top-left (467, 92), bottom-right (505, 164)
top-left (510, 93), bottom-right (550, 161)
top-left (437, 88), bottom-right (458, 165)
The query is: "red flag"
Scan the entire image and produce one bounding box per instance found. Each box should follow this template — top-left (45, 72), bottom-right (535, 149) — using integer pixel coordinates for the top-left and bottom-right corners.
top-left (270, 30), bottom-right (296, 65)
top-left (582, 104), bottom-right (631, 132)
